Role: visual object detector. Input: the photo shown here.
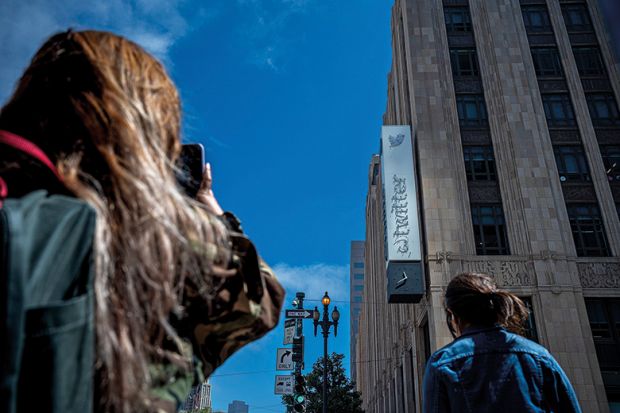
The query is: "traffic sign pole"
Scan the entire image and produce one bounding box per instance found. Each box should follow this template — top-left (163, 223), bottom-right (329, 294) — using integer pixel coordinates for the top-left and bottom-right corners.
top-left (293, 292), bottom-right (306, 412)
top-left (278, 292), bottom-right (307, 411)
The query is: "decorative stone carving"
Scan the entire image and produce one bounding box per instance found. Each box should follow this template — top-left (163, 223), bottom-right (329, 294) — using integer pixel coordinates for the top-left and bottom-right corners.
top-left (468, 182), bottom-right (501, 202)
top-left (549, 129), bottom-right (581, 144)
top-left (462, 260), bottom-right (534, 286)
top-left (454, 79), bottom-right (483, 94)
top-left (447, 34), bottom-right (475, 48)
top-left (537, 79), bottom-right (568, 93)
top-left (527, 34), bottom-right (556, 46)
top-left (432, 254), bottom-right (534, 287)
top-left (463, 260), bottom-right (495, 277)
top-left (578, 262), bottom-right (620, 288)
top-left (568, 33), bottom-right (598, 45)
top-left (460, 129), bottom-right (492, 145)
top-left (561, 183), bottom-right (597, 202)
top-left (499, 261), bottom-right (533, 286)
top-left (434, 251), bottom-right (452, 263)
top-left (581, 78), bottom-right (612, 93)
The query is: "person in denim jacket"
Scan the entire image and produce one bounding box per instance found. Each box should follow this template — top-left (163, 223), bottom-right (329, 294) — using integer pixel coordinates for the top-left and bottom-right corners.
top-left (423, 272), bottom-right (581, 413)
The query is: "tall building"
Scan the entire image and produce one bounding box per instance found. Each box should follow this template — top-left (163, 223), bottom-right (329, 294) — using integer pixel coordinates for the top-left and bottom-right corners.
top-left (180, 380), bottom-right (212, 412)
top-left (349, 241), bottom-right (366, 383)
top-left (356, 0), bottom-right (620, 412)
top-left (227, 400), bottom-right (249, 413)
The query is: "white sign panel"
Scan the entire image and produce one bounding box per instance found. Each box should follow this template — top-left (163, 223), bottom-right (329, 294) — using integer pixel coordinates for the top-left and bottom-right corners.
top-left (284, 319), bottom-right (296, 345)
top-left (381, 126), bottom-right (421, 261)
top-left (274, 375), bottom-right (294, 395)
top-left (276, 348), bottom-right (294, 370)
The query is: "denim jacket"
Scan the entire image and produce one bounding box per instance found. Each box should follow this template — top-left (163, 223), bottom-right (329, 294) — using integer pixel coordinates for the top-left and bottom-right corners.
top-left (422, 325), bottom-right (582, 413)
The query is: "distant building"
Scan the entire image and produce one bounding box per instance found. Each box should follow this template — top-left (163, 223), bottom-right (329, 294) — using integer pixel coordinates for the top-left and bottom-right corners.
top-left (180, 380), bottom-right (212, 412)
top-left (356, 0), bottom-right (620, 412)
top-left (349, 241), bottom-right (365, 383)
top-left (227, 400), bottom-right (249, 413)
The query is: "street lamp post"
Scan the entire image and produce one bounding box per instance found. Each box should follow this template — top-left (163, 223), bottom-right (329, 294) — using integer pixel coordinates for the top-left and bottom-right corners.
top-left (313, 291), bottom-right (340, 413)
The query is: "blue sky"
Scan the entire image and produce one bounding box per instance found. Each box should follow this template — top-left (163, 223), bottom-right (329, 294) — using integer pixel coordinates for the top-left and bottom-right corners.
top-left (0, 0), bottom-right (392, 411)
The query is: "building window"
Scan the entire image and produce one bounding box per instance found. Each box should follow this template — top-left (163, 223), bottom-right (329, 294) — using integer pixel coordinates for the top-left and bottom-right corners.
top-left (573, 47), bottom-right (606, 76)
top-left (561, 3), bottom-right (593, 33)
top-left (587, 93), bottom-right (620, 127)
top-left (553, 145), bottom-right (591, 182)
top-left (542, 94), bottom-right (576, 127)
top-left (354, 285), bottom-right (364, 292)
top-left (463, 146), bottom-right (497, 181)
top-left (566, 204), bottom-right (610, 257)
top-left (522, 5), bottom-right (553, 33)
top-left (520, 297), bottom-right (539, 343)
top-left (450, 48), bottom-right (480, 77)
top-left (444, 6), bottom-right (472, 33)
top-left (585, 298), bottom-right (620, 403)
top-left (531, 48), bottom-right (564, 77)
top-left (354, 296), bottom-right (363, 303)
top-left (601, 145), bottom-right (620, 182)
top-left (353, 262), bottom-right (364, 269)
top-left (354, 273), bottom-right (364, 280)
top-left (471, 204), bottom-right (510, 255)
top-left (456, 94), bottom-right (488, 128)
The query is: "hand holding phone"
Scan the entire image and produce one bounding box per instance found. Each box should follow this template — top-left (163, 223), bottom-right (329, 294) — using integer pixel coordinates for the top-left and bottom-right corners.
top-left (177, 143), bottom-right (205, 198)
top-left (197, 162), bottom-right (224, 216)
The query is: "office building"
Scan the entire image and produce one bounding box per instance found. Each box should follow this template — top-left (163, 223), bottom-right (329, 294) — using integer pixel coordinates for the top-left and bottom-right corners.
top-left (180, 380), bottom-right (212, 412)
top-left (227, 400), bottom-right (249, 413)
top-left (350, 241), bottom-right (366, 383)
top-left (355, 0), bottom-right (620, 412)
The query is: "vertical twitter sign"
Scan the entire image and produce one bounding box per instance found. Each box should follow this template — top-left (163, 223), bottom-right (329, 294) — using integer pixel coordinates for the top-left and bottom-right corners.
top-left (381, 125), bottom-right (424, 303)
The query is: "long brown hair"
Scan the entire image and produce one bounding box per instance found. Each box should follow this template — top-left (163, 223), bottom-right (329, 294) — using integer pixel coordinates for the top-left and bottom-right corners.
top-left (0, 30), bottom-right (231, 412)
top-left (445, 272), bottom-right (529, 337)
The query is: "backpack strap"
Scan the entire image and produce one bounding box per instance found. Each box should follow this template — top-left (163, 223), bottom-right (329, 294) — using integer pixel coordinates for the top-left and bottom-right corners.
top-left (0, 130), bottom-right (63, 206)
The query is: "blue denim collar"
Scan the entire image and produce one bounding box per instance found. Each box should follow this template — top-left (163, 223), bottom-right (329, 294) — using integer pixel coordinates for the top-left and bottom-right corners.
top-left (458, 324), bottom-right (503, 339)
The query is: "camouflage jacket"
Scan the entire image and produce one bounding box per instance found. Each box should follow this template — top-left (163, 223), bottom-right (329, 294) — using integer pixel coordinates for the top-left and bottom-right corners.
top-left (150, 213), bottom-right (285, 412)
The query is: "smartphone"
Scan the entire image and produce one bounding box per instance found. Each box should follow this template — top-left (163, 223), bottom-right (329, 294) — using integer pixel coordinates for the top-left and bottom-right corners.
top-left (176, 143), bottom-right (205, 198)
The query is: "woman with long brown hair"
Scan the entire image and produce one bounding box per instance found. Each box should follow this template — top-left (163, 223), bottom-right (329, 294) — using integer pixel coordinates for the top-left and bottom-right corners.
top-left (423, 272), bottom-right (581, 413)
top-left (0, 30), bottom-right (284, 412)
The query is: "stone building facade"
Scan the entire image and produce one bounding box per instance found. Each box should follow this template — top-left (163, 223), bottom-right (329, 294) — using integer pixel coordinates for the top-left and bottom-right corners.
top-left (355, 0), bottom-right (620, 412)
top-left (350, 241), bottom-right (366, 383)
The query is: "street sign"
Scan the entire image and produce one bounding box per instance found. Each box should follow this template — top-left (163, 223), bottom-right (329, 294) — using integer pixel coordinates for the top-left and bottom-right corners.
top-left (276, 348), bottom-right (294, 370)
top-left (284, 319), bottom-right (296, 345)
top-left (274, 375), bottom-right (293, 395)
top-left (285, 309), bottom-right (313, 319)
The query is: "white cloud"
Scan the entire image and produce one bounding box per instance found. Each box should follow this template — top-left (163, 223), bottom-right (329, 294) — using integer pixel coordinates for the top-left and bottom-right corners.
top-left (0, 0), bottom-right (198, 102)
top-left (272, 262), bottom-right (349, 304)
top-left (235, 0), bottom-right (314, 72)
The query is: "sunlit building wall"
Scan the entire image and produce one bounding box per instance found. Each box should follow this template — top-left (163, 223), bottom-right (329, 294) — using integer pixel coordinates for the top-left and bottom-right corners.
top-left (350, 241), bottom-right (366, 384)
top-left (356, 0), bottom-right (620, 412)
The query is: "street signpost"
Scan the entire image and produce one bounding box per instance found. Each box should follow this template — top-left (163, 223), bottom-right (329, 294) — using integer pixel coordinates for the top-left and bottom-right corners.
top-left (276, 348), bottom-right (294, 370)
top-left (285, 309), bottom-right (313, 319)
top-left (284, 319), bottom-right (296, 345)
top-left (274, 375), bottom-right (294, 395)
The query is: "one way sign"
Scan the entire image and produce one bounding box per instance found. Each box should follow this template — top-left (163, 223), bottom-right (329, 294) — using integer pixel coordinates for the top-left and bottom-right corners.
top-left (285, 309), bottom-right (313, 319)
top-left (276, 348), bottom-right (293, 370)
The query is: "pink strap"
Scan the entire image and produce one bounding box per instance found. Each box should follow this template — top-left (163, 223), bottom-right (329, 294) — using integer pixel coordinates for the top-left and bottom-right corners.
top-left (0, 130), bottom-right (63, 204)
top-left (0, 176), bottom-right (6, 207)
top-left (0, 130), bottom-right (63, 182)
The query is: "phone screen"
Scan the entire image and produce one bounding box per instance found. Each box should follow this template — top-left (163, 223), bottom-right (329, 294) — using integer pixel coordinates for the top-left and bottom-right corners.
top-left (176, 143), bottom-right (205, 198)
